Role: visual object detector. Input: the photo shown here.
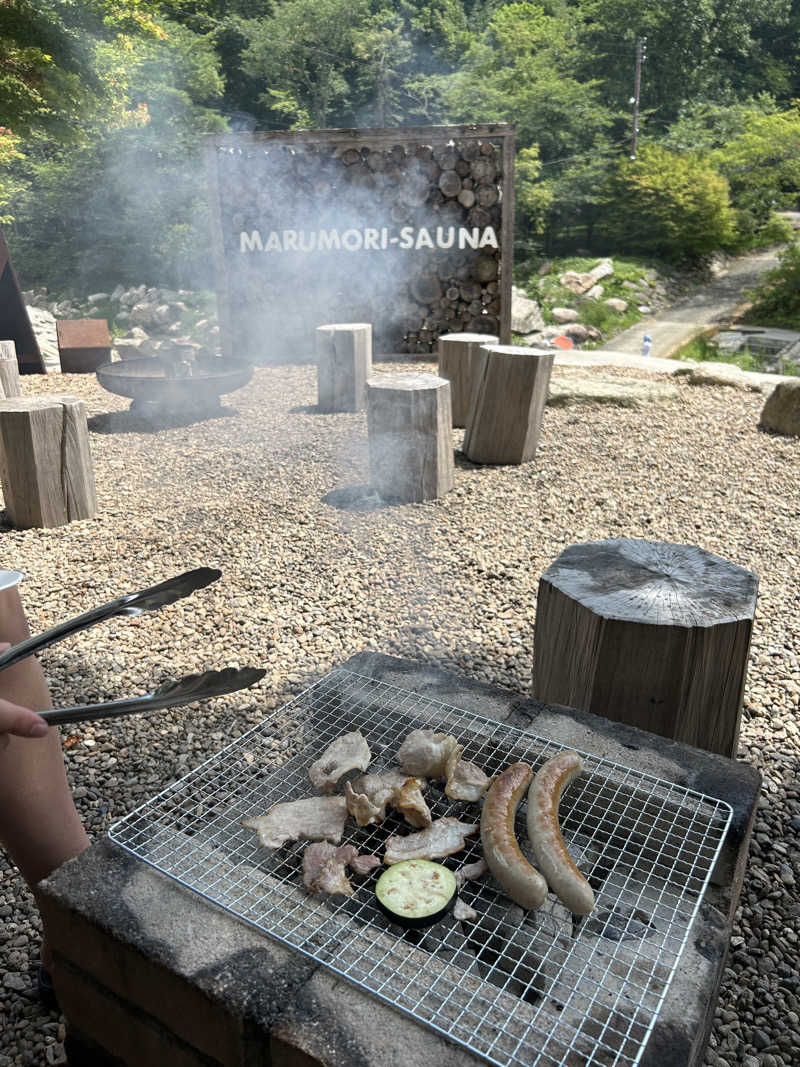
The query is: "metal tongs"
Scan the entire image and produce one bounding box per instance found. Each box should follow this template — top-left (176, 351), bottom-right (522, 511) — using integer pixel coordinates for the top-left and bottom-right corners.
top-left (0, 568), bottom-right (265, 726)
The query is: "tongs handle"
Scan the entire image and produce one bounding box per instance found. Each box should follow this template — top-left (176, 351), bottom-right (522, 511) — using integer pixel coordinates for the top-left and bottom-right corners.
top-left (0, 568), bottom-right (221, 674)
top-left (38, 667), bottom-right (266, 726)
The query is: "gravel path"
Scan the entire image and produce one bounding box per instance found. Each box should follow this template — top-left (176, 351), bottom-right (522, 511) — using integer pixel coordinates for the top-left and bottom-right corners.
top-left (1, 363), bottom-right (798, 1067)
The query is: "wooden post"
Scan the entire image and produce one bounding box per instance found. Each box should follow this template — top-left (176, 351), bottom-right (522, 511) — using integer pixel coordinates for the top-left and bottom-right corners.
top-left (0, 395), bottom-right (97, 528)
top-left (366, 372), bottom-right (454, 503)
top-left (0, 341), bottom-right (21, 398)
top-left (463, 344), bottom-right (553, 464)
top-left (532, 539), bottom-right (758, 757)
top-left (437, 332), bottom-right (499, 428)
top-left (315, 323), bottom-right (372, 413)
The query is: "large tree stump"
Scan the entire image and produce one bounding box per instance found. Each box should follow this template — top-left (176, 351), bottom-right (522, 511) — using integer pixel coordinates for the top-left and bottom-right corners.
top-left (463, 344), bottom-right (553, 464)
top-left (0, 341), bottom-right (21, 398)
top-left (366, 373), bottom-right (453, 503)
top-left (315, 323), bottom-right (372, 413)
top-left (532, 539), bottom-right (758, 757)
top-left (0, 395), bottom-right (97, 528)
top-left (437, 332), bottom-right (499, 428)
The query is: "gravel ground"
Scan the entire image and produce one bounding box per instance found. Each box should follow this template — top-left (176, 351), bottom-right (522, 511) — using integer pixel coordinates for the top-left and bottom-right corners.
top-left (0, 362), bottom-right (798, 1067)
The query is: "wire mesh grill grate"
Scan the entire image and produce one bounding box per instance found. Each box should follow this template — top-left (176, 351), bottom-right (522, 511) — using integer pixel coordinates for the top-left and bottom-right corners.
top-left (109, 668), bottom-right (732, 1067)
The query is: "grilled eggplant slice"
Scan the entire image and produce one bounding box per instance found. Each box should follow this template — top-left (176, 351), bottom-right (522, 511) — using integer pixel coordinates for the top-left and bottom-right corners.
top-left (375, 859), bottom-right (458, 928)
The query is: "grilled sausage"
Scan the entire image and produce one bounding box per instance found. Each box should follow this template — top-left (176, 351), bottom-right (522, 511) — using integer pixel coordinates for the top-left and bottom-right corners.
top-left (480, 763), bottom-right (548, 910)
top-left (526, 751), bottom-right (595, 916)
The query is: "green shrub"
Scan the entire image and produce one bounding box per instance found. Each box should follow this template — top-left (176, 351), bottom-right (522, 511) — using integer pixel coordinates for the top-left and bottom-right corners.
top-left (746, 244), bottom-right (800, 330)
top-left (596, 145), bottom-right (736, 261)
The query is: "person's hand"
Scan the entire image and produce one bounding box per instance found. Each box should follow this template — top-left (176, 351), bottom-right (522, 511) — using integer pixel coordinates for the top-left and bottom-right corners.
top-left (0, 643), bottom-right (49, 747)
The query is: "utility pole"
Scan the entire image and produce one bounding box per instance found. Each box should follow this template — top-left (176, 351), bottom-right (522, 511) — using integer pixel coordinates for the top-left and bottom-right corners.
top-left (630, 37), bottom-right (645, 160)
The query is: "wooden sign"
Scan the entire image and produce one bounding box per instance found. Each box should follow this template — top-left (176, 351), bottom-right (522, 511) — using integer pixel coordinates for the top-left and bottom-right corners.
top-left (0, 227), bottom-right (44, 374)
top-left (206, 124), bottom-right (515, 362)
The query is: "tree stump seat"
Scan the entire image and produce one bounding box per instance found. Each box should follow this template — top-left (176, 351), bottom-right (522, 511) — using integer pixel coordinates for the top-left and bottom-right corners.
top-left (463, 344), bottom-right (554, 464)
top-left (532, 538), bottom-right (758, 757)
top-left (437, 331), bottom-right (499, 428)
top-left (315, 323), bottom-right (372, 413)
top-left (0, 340), bottom-right (21, 398)
top-left (366, 372), bottom-right (453, 503)
top-left (0, 395), bottom-right (97, 528)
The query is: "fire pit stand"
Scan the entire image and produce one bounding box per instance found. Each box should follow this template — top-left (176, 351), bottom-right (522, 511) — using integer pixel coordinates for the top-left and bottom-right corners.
top-left (95, 355), bottom-right (253, 417)
top-left (38, 651), bottom-right (759, 1067)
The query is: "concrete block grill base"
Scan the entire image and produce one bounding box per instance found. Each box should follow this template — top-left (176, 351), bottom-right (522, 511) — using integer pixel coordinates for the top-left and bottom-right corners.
top-left (315, 323), bottom-right (372, 413)
top-left (366, 372), bottom-right (454, 502)
top-left (38, 652), bottom-right (759, 1067)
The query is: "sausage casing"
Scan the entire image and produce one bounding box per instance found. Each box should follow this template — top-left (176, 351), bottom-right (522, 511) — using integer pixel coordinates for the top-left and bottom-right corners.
top-left (480, 763), bottom-right (548, 910)
top-left (526, 751), bottom-right (595, 916)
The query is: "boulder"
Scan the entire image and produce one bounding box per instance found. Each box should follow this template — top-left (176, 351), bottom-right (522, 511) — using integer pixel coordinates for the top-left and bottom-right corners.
top-left (673, 361), bottom-right (764, 393)
top-left (551, 306), bottom-right (579, 324)
top-left (604, 298), bottom-right (628, 314)
top-left (637, 305), bottom-right (653, 315)
top-left (564, 323), bottom-right (601, 343)
top-left (759, 380), bottom-right (800, 436)
top-left (510, 286), bottom-right (545, 334)
top-left (559, 271), bottom-right (595, 295)
top-left (585, 284), bottom-right (604, 300)
top-left (86, 292), bottom-right (109, 305)
top-left (588, 258), bottom-right (614, 284)
top-left (548, 374), bottom-right (679, 409)
top-left (130, 302), bottom-right (157, 327)
top-left (25, 306), bottom-right (60, 368)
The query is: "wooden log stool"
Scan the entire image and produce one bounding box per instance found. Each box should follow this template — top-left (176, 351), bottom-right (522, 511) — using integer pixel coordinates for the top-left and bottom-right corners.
top-left (315, 323), bottom-right (372, 413)
top-left (437, 332), bottom-right (499, 428)
top-left (0, 340), bottom-right (21, 398)
top-left (0, 395), bottom-right (97, 528)
top-left (57, 319), bottom-right (112, 373)
top-left (366, 373), bottom-right (453, 503)
top-left (532, 538), bottom-right (758, 757)
top-left (463, 344), bottom-right (554, 464)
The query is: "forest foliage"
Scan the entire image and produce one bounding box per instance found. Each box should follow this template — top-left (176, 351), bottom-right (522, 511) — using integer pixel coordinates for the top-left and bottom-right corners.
top-left (1, 0), bottom-right (799, 292)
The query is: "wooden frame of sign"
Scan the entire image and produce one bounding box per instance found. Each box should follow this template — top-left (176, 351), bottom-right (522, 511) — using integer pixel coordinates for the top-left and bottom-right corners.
top-left (206, 124), bottom-right (515, 363)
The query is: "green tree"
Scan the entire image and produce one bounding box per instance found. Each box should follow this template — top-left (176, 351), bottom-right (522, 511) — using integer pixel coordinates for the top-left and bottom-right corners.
top-left (597, 144), bottom-right (736, 259)
top-left (746, 242), bottom-right (800, 328)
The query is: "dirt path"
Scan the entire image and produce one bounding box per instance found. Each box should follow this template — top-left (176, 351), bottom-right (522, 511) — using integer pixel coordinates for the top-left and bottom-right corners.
top-left (603, 248), bottom-right (782, 357)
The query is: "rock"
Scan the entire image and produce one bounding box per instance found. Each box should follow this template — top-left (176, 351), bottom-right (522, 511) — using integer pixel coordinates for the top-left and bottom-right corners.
top-left (110, 284), bottom-right (125, 302)
top-left (551, 307), bottom-right (579, 324)
top-left (537, 260), bottom-right (552, 275)
top-left (637, 305), bottom-right (653, 314)
top-left (130, 302), bottom-right (157, 327)
top-left (674, 361), bottom-right (764, 392)
top-left (86, 293), bottom-right (109, 305)
top-left (759, 379), bottom-right (800, 436)
top-left (127, 326), bottom-right (149, 341)
top-left (604, 298), bottom-right (628, 314)
top-left (564, 323), bottom-right (601, 343)
top-left (588, 258), bottom-right (614, 283)
top-left (510, 286), bottom-right (545, 334)
top-left (622, 280), bottom-right (638, 291)
top-left (559, 271), bottom-right (595, 295)
top-left (548, 374), bottom-right (679, 409)
top-left (112, 339), bottom-right (143, 360)
top-left (24, 305), bottom-right (60, 367)
top-left (585, 284), bottom-right (604, 300)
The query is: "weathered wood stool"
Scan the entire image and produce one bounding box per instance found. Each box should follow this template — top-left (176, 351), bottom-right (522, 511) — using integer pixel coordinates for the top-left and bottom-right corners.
top-left (437, 331), bottom-right (499, 428)
top-left (532, 538), bottom-right (758, 757)
top-left (56, 319), bottom-right (112, 373)
top-left (315, 323), bottom-right (372, 412)
top-left (0, 395), bottom-right (97, 528)
top-left (366, 372), bottom-right (453, 503)
top-left (463, 344), bottom-right (554, 464)
top-left (0, 340), bottom-right (21, 398)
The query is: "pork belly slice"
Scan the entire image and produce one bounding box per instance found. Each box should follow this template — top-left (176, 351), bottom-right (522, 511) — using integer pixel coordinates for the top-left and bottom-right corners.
top-left (241, 795), bottom-right (348, 849)
top-left (453, 898), bottom-right (479, 922)
top-left (455, 858), bottom-right (488, 888)
top-left (302, 842), bottom-right (381, 896)
top-left (345, 770), bottom-right (431, 828)
top-left (384, 817), bottom-right (479, 865)
top-left (308, 730), bottom-right (371, 794)
top-left (397, 728), bottom-right (489, 802)
top-left (397, 729), bottom-right (461, 778)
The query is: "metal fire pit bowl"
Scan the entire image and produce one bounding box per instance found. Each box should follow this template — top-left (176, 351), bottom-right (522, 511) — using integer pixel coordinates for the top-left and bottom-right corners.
top-left (110, 668), bottom-right (732, 1067)
top-left (96, 356), bottom-right (253, 414)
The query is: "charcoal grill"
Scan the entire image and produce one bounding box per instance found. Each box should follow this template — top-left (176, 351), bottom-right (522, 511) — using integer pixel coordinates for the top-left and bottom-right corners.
top-left (95, 355), bottom-right (252, 414)
top-left (109, 669), bottom-right (731, 1067)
